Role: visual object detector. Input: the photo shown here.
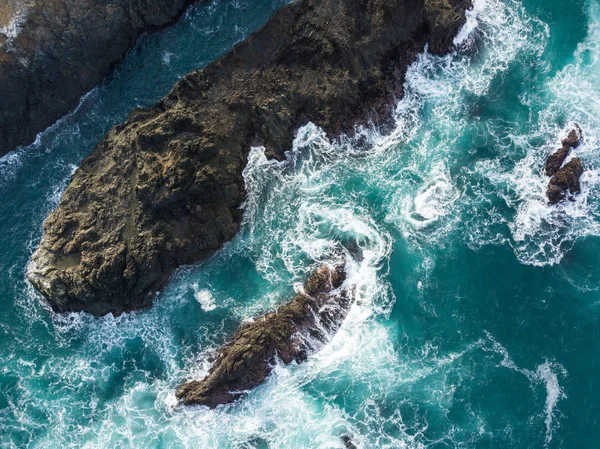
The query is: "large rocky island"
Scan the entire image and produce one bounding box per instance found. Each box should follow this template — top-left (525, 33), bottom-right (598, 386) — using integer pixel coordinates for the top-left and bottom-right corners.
top-left (27, 0), bottom-right (472, 316)
top-left (0, 0), bottom-right (199, 155)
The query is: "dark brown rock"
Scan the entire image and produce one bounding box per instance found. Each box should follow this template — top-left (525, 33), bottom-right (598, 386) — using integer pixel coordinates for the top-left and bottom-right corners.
top-left (545, 125), bottom-right (583, 177)
top-left (176, 264), bottom-right (350, 408)
top-left (0, 0), bottom-right (200, 156)
top-left (27, 0), bottom-right (472, 316)
top-left (341, 435), bottom-right (358, 449)
top-left (545, 145), bottom-right (570, 177)
top-left (547, 158), bottom-right (584, 204)
top-left (562, 124), bottom-right (583, 149)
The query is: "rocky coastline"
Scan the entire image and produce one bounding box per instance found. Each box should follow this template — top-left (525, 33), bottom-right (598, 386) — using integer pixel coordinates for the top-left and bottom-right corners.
top-left (176, 264), bottom-right (351, 408)
top-left (0, 0), bottom-right (200, 155)
top-left (27, 0), bottom-right (472, 316)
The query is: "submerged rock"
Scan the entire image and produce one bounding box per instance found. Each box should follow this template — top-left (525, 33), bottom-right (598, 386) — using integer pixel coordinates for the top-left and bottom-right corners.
top-left (341, 435), bottom-right (358, 449)
top-left (28, 0), bottom-right (472, 315)
top-left (545, 124), bottom-right (583, 176)
top-left (547, 158), bottom-right (584, 205)
top-left (0, 0), bottom-right (200, 155)
top-left (238, 437), bottom-right (269, 449)
top-left (176, 264), bottom-right (351, 408)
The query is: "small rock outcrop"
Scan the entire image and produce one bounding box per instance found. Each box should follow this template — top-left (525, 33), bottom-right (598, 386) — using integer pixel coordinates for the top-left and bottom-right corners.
top-left (341, 435), bottom-right (358, 449)
top-left (545, 125), bottom-right (585, 204)
top-left (176, 264), bottom-right (351, 408)
top-left (28, 0), bottom-right (472, 316)
top-left (545, 124), bottom-right (582, 176)
top-left (0, 0), bottom-right (200, 156)
top-left (547, 158), bottom-right (585, 204)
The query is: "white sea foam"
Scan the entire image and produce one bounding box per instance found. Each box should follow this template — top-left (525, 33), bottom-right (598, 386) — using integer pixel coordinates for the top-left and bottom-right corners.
top-left (411, 170), bottom-right (458, 226)
top-left (389, 161), bottom-right (460, 236)
top-left (193, 287), bottom-right (217, 311)
top-left (537, 361), bottom-right (567, 446)
top-left (0, 149), bottom-right (25, 188)
top-left (162, 52), bottom-right (175, 64)
top-left (454, 0), bottom-right (486, 46)
top-left (483, 332), bottom-right (567, 446)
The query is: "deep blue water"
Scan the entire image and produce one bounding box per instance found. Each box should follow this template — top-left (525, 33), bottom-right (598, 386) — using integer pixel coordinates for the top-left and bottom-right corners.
top-left (1, 0), bottom-right (600, 447)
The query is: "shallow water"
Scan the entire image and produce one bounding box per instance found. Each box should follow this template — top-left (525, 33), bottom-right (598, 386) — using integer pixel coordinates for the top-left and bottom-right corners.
top-left (1, 0), bottom-right (600, 447)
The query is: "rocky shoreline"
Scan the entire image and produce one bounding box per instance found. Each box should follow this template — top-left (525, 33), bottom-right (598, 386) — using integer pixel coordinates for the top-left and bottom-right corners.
top-left (27, 0), bottom-right (472, 316)
top-left (0, 0), bottom-right (201, 156)
top-left (176, 263), bottom-right (351, 408)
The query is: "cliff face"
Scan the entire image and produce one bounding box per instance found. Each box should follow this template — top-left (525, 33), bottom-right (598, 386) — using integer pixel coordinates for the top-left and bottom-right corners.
top-left (27, 0), bottom-right (471, 316)
top-left (0, 0), bottom-right (196, 155)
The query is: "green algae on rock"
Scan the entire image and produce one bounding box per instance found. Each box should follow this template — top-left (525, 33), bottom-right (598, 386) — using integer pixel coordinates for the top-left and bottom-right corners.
top-left (176, 264), bottom-right (350, 408)
top-left (27, 0), bottom-right (472, 316)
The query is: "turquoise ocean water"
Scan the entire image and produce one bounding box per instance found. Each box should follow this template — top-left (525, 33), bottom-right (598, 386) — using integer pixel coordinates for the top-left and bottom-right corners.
top-left (1, 0), bottom-right (600, 447)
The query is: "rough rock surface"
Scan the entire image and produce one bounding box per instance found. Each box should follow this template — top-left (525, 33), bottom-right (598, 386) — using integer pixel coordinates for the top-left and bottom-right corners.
top-left (425, 0), bottom-right (472, 53)
top-left (547, 158), bottom-right (585, 205)
top-left (0, 0), bottom-right (199, 155)
top-left (28, 0), bottom-right (472, 316)
top-left (545, 124), bottom-right (583, 177)
top-left (561, 124), bottom-right (583, 149)
top-left (545, 125), bottom-right (585, 204)
top-left (176, 264), bottom-right (350, 408)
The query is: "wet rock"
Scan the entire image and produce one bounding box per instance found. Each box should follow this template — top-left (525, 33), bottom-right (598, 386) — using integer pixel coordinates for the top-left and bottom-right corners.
top-left (547, 158), bottom-right (584, 204)
top-left (545, 146), bottom-right (571, 177)
top-left (176, 264), bottom-right (351, 408)
top-left (341, 435), bottom-right (358, 449)
top-left (0, 0), bottom-right (201, 155)
top-left (562, 124), bottom-right (583, 149)
top-left (28, 0), bottom-right (472, 315)
top-left (238, 437), bottom-right (269, 449)
top-left (545, 124), bottom-right (583, 177)
top-left (425, 0), bottom-right (472, 54)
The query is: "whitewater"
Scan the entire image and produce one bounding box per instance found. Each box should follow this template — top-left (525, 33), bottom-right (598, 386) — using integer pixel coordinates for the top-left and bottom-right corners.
top-left (1, 0), bottom-right (600, 447)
